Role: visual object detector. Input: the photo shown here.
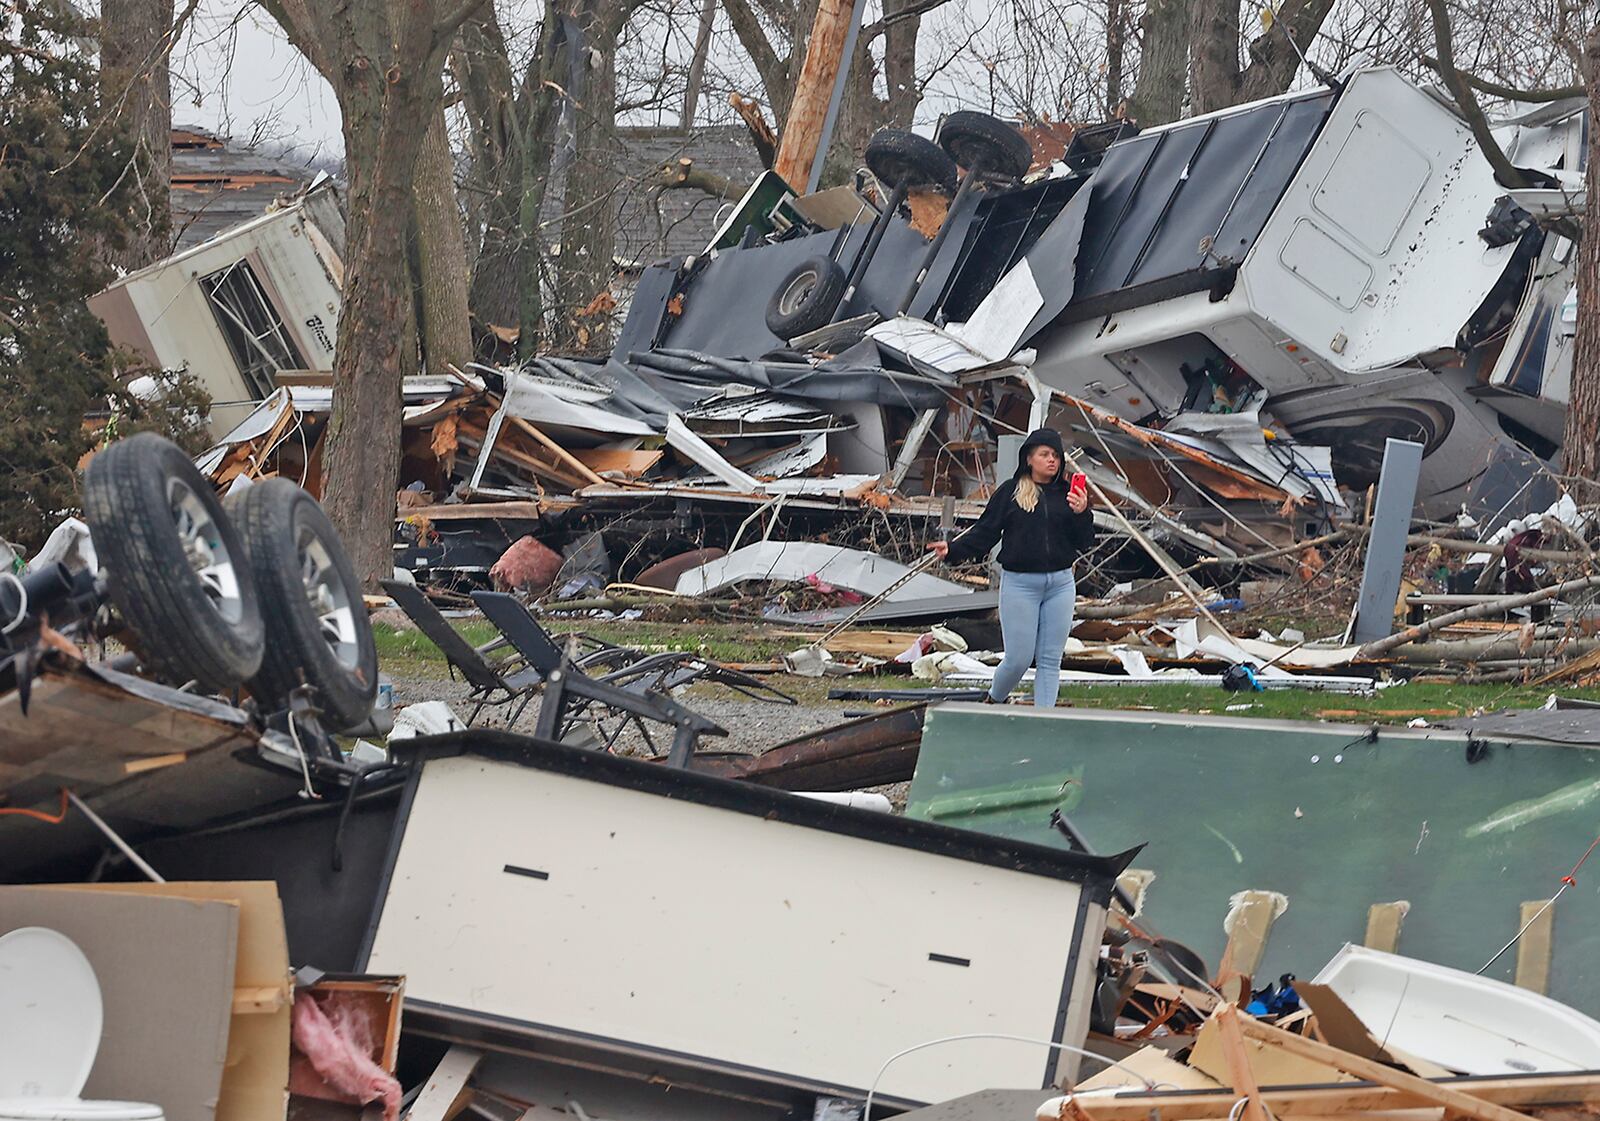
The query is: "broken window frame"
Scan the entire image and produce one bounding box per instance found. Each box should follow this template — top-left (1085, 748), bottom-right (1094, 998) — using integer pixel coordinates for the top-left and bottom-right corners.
top-left (199, 258), bottom-right (309, 398)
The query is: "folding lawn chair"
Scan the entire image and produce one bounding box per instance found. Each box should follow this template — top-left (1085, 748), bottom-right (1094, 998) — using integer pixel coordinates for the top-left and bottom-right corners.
top-left (470, 590), bottom-right (740, 764)
top-left (380, 579), bottom-right (543, 726)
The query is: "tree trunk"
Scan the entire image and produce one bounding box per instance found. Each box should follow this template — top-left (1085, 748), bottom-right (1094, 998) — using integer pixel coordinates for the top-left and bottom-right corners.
top-left (1188, 0), bottom-right (1240, 114)
top-left (1105, 0), bottom-right (1125, 116)
top-left (1562, 22), bottom-right (1600, 486)
top-left (411, 107), bottom-right (473, 371)
top-left (1128, 0), bottom-right (1190, 126)
top-left (517, 2), bottom-right (566, 359)
top-left (555, 0), bottom-right (622, 351)
top-left (682, 0), bottom-right (717, 126)
top-left (1236, 0), bottom-right (1336, 101)
top-left (456, 7), bottom-right (523, 330)
top-left (322, 77), bottom-right (434, 590)
top-left (99, 0), bottom-right (174, 269)
top-left (257, 0), bottom-right (466, 590)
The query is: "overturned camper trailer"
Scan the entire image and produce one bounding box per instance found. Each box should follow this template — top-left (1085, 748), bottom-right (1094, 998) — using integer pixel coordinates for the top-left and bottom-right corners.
top-left (89, 182), bottom-right (345, 434)
top-left (618, 67), bottom-right (1586, 520)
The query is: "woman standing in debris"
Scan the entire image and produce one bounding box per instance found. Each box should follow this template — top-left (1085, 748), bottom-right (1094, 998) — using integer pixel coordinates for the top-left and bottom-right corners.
top-left (928, 428), bottom-right (1094, 706)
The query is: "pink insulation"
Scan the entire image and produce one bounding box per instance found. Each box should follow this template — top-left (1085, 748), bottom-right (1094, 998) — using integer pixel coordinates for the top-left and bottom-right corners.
top-left (291, 992), bottom-right (402, 1121)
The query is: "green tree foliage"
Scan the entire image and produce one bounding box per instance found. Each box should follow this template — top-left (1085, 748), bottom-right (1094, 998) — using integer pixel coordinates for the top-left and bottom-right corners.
top-left (0, 1), bottom-right (207, 554)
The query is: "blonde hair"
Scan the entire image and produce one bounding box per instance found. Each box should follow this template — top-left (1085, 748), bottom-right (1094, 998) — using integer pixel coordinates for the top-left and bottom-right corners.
top-left (1014, 476), bottom-right (1041, 512)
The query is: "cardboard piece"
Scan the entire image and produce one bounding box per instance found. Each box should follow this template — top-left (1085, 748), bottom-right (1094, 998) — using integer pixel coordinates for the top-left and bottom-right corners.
top-left (1075, 1045), bottom-right (1221, 1092)
top-left (1189, 1015), bottom-right (1354, 1088)
top-left (0, 886), bottom-right (238, 1121)
top-left (56, 883), bottom-right (293, 1121)
top-left (1297, 982), bottom-right (1456, 1080)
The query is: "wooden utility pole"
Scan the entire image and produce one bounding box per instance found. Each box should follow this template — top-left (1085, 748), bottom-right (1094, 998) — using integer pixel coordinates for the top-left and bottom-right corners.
top-left (773, 0), bottom-right (854, 188)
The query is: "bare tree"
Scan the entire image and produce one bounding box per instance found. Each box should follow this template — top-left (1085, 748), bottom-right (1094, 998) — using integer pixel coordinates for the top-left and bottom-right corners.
top-left (413, 105), bottom-right (474, 372)
top-left (256, 0), bottom-right (485, 588)
top-left (1565, 20), bottom-right (1600, 483)
top-left (98, 0), bottom-right (192, 269)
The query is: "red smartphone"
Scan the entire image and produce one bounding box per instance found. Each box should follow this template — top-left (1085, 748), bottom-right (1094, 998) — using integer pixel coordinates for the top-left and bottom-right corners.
top-left (1069, 472), bottom-right (1088, 501)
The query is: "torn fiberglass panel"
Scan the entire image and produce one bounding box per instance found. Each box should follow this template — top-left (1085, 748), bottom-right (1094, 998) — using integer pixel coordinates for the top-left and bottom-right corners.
top-left (657, 221), bottom-right (929, 359)
top-left (935, 177), bottom-right (1083, 325)
top-left (1067, 90), bottom-right (1333, 321)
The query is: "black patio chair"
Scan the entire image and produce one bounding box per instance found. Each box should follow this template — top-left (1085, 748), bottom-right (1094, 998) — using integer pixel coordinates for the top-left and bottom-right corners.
top-left (380, 579), bottom-right (542, 726)
top-left (471, 590), bottom-right (760, 764)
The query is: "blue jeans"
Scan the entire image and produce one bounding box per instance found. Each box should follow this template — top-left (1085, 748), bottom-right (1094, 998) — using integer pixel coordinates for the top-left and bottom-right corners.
top-left (991, 568), bottom-right (1076, 706)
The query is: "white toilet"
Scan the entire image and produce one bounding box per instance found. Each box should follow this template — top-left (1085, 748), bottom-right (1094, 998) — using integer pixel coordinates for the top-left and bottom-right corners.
top-left (0, 927), bottom-right (165, 1121)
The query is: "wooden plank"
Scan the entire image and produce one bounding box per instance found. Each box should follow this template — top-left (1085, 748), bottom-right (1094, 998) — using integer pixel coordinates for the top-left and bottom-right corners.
top-left (569, 448), bottom-right (662, 478)
top-left (393, 502), bottom-right (546, 522)
top-left (125, 752), bottom-right (189, 775)
top-left (408, 1045), bottom-right (483, 1121)
top-left (1214, 1005), bottom-right (1272, 1121)
top-left (1220, 890), bottom-right (1285, 1002)
top-left (1234, 1015), bottom-right (1542, 1121)
top-left (1070, 1075), bottom-right (1600, 1121)
top-left (1515, 900), bottom-right (1555, 995)
top-left (1364, 901), bottom-right (1409, 953)
top-left (505, 416), bottom-right (608, 487)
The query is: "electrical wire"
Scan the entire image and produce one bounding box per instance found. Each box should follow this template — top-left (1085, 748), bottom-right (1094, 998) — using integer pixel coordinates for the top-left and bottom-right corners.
top-left (862, 1033), bottom-right (1156, 1121)
top-left (0, 787), bottom-right (69, 824)
top-left (1477, 830), bottom-right (1600, 974)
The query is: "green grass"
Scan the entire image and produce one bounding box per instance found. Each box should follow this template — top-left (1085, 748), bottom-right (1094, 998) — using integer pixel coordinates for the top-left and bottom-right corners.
top-left (374, 618), bottom-right (797, 676)
top-left (375, 620), bottom-right (1600, 722)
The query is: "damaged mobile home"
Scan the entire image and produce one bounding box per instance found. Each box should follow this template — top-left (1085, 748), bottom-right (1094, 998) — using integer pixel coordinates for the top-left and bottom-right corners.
top-left (89, 66), bottom-right (1588, 581)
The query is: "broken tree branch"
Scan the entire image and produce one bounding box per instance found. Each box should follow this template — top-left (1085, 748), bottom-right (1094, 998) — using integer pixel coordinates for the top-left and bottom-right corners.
top-left (1357, 574), bottom-right (1600, 659)
top-left (728, 93), bottom-right (778, 167)
top-left (1424, 0), bottom-right (1531, 188)
top-left (1419, 56), bottom-right (1584, 102)
top-left (652, 157), bottom-right (745, 200)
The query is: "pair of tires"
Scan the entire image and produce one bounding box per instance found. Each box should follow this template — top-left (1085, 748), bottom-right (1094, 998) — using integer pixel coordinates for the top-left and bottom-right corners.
top-left (763, 111), bottom-right (1034, 339)
top-left (81, 433), bottom-right (377, 729)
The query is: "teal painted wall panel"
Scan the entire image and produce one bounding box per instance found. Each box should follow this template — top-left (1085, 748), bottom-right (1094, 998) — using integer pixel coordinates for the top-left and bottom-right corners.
top-left (907, 703), bottom-right (1600, 1014)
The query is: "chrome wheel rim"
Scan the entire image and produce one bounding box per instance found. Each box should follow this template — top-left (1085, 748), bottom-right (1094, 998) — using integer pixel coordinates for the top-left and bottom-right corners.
top-left (779, 271), bottom-right (819, 316)
top-left (169, 479), bottom-right (245, 623)
top-left (298, 522), bottom-right (359, 668)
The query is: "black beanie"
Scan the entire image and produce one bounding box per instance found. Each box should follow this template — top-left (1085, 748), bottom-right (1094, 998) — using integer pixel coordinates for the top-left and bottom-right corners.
top-left (1014, 428), bottom-right (1065, 481)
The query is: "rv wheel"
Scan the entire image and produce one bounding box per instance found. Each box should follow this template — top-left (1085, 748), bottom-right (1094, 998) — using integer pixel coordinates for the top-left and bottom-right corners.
top-left (229, 479), bottom-right (378, 728)
top-left (937, 111), bottom-right (1034, 181)
top-left (82, 433), bottom-right (265, 690)
top-left (766, 256), bottom-right (847, 339)
top-left (864, 129), bottom-right (959, 194)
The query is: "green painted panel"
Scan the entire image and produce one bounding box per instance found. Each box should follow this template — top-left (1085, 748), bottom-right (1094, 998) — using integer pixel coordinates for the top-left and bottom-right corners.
top-left (907, 703), bottom-right (1600, 1014)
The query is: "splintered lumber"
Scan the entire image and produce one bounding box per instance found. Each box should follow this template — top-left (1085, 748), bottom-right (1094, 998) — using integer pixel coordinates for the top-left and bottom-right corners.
top-left (1364, 901), bottom-right (1409, 954)
top-left (772, 0), bottom-right (854, 188)
top-left (1064, 1074), bottom-right (1600, 1121)
top-left (1233, 1015), bottom-right (1541, 1121)
top-left (505, 416), bottom-right (608, 487)
top-left (1214, 1005), bottom-right (1272, 1121)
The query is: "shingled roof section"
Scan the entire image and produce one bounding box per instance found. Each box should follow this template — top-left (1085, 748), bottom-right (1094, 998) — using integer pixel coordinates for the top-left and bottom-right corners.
top-left (168, 126), bottom-right (320, 249)
top-left (540, 124), bottom-right (767, 269)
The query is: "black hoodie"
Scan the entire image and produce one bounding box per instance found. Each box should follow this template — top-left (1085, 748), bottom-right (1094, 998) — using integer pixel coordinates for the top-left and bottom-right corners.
top-left (943, 428), bottom-right (1096, 572)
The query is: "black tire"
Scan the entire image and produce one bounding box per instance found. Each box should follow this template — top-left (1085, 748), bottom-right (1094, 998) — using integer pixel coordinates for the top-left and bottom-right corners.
top-left (229, 479), bottom-right (378, 728)
top-left (82, 432), bottom-right (264, 690)
top-left (765, 256), bottom-right (848, 339)
top-left (864, 129), bottom-right (958, 194)
top-left (938, 110), bottom-right (1033, 180)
